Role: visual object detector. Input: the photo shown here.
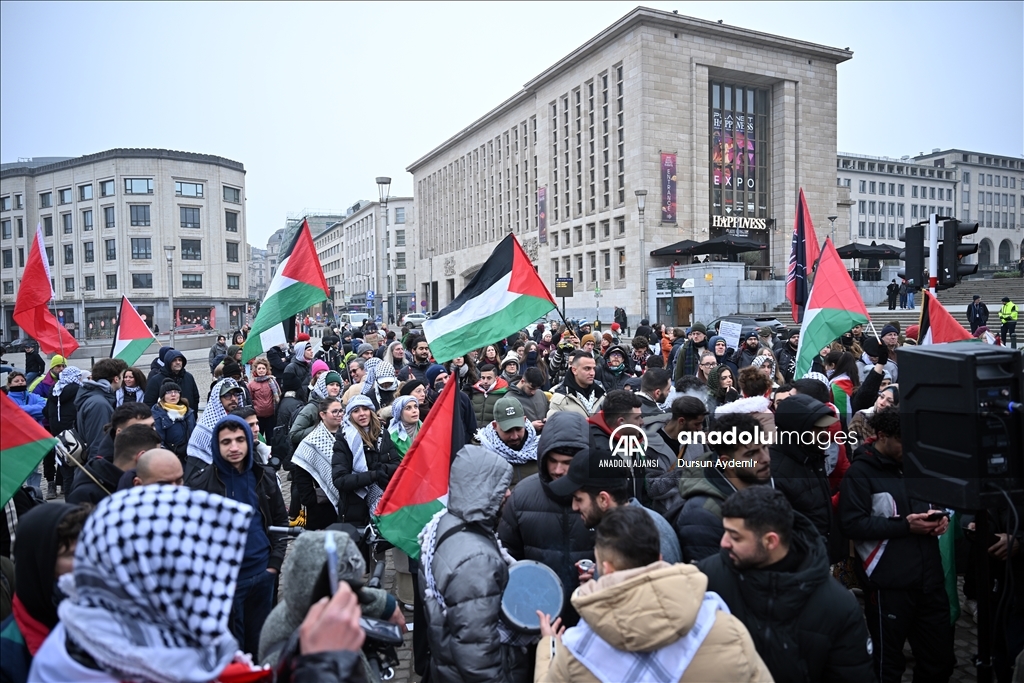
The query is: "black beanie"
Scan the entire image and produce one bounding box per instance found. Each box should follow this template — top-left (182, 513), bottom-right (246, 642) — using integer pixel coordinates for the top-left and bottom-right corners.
top-left (222, 359), bottom-right (242, 378)
top-left (160, 380), bottom-right (182, 397)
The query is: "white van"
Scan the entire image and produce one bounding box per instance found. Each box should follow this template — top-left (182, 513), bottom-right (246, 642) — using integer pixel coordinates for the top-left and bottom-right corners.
top-left (338, 312), bottom-right (371, 328)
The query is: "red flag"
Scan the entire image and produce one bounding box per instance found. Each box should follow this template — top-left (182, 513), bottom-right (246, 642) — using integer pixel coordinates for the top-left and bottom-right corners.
top-left (918, 290), bottom-right (973, 344)
top-left (13, 224), bottom-right (79, 356)
top-left (785, 189), bottom-right (822, 323)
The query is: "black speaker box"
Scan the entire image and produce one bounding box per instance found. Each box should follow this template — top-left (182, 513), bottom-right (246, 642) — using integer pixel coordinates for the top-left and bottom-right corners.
top-left (899, 343), bottom-right (1024, 510)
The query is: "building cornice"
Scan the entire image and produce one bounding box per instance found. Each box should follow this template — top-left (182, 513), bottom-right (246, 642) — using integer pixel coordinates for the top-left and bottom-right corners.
top-left (407, 6), bottom-right (851, 173)
top-left (1, 148), bottom-right (245, 179)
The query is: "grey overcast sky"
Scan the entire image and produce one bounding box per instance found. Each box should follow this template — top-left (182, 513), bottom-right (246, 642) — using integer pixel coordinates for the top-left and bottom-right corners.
top-left (2, 1), bottom-right (1021, 246)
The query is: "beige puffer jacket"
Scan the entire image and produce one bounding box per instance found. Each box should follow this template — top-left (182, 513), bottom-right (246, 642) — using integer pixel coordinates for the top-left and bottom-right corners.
top-left (535, 562), bottom-right (774, 683)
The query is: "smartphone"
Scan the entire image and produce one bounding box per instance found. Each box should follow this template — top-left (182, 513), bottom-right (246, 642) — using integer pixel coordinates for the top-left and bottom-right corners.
top-left (925, 511), bottom-right (949, 522)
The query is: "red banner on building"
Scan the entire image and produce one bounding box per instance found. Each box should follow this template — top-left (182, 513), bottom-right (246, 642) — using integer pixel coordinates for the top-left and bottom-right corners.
top-left (537, 187), bottom-right (548, 243)
top-left (661, 152), bottom-right (677, 223)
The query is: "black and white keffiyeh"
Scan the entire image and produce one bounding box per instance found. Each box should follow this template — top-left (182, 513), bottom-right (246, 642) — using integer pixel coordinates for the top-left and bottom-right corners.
top-left (343, 395), bottom-right (384, 511)
top-left (57, 485), bottom-right (252, 683)
top-left (115, 384), bottom-right (145, 406)
top-left (51, 366), bottom-right (85, 422)
top-left (476, 420), bottom-right (538, 465)
top-left (292, 421), bottom-right (341, 507)
top-left (186, 378), bottom-right (241, 464)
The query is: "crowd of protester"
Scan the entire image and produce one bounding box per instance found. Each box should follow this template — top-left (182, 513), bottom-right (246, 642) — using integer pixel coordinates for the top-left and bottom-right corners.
top-left (1, 315), bottom-right (1020, 683)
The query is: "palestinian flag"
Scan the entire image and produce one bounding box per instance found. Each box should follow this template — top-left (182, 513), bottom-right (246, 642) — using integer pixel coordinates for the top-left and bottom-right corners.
top-left (422, 233), bottom-right (556, 362)
top-left (243, 219), bottom-right (329, 363)
top-left (1, 390), bottom-right (57, 507)
top-left (794, 237), bottom-right (870, 378)
top-left (373, 377), bottom-right (466, 559)
top-left (918, 290), bottom-right (972, 344)
top-left (111, 295), bottom-right (157, 366)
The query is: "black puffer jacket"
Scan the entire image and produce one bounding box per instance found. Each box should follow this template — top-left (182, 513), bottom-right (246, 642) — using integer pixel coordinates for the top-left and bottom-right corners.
top-left (839, 441), bottom-right (945, 591)
top-left (331, 424), bottom-right (401, 526)
top-left (699, 513), bottom-right (875, 683)
top-left (142, 350), bottom-right (201, 411)
top-left (673, 463), bottom-right (740, 562)
top-left (65, 457), bottom-right (123, 505)
top-left (770, 394), bottom-right (845, 562)
top-left (497, 412), bottom-right (595, 626)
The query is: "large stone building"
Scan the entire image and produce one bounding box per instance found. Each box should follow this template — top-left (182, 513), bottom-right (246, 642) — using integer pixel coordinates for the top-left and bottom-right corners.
top-left (407, 7), bottom-right (851, 322)
top-left (311, 198), bottom-right (415, 322)
top-left (912, 149), bottom-right (1023, 269)
top-left (0, 148), bottom-right (248, 340)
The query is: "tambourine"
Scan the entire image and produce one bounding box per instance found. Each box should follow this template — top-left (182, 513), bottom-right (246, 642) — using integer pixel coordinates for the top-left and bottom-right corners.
top-left (501, 560), bottom-right (564, 633)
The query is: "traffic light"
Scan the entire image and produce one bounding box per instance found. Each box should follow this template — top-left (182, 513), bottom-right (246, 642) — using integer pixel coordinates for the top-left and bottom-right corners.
top-left (939, 219), bottom-right (979, 287)
top-left (899, 224), bottom-right (925, 288)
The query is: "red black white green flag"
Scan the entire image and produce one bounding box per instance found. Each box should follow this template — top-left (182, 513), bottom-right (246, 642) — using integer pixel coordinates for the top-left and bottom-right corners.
top-left (1, 390), bottom-right (58, 506)
top-left (422, 233), bottom-right (556, 362)
top-left (918, 290), bottom-right (973, 344)
top-left (110, 296), bottom-right (157, 367)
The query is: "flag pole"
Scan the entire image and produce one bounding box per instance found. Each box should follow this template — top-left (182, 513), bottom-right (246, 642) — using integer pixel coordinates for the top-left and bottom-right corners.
top-left (48, 295), bottom-right (67, 359)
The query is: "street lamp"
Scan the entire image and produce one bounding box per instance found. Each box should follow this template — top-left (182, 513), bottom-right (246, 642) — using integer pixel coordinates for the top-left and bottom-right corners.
top-left (635, 189), bottom-right (648, 322)
top-left (827, 215), bottom-right (838, 244)
top-left (164, 245), bottom-right (176, 348)
top-left (376, 176), bottom-right (392, 323)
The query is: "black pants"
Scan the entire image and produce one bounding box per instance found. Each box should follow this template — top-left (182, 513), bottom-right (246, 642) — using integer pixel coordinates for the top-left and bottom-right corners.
top-left (865, 586), bottom-right (956, 683)
top-left (888, 294), bottom-right (898, 310)
top-left (1000, 321), bottom-right (1017, 344)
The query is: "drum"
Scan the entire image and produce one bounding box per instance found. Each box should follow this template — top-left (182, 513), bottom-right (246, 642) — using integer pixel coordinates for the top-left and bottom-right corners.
top-left (501, 560), bottom-right (564, 633)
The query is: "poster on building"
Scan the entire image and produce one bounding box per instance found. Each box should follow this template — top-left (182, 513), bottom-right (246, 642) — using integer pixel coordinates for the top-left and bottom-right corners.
top-left (537, 187), bottom-right (548, 243)
top-left (661, 153), bottom-right (677, 223)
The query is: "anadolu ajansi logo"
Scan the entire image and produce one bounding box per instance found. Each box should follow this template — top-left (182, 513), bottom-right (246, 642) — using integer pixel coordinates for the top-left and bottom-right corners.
top-left (609, 424), bottom-right (649, 461)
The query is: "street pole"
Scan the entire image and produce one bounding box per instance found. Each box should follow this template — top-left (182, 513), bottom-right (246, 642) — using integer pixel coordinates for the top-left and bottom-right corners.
top-left (428, 247), bottom-right (434, 313)
top-left (928, 212), bottom-right (938, 295)
top-left (164, 245), bottom-right (176, 348)
top-left (376, 177), bottom-right (392, 324)
top-left (827, 215), bottom-right (838, 244)
top-left (635, 189), bottom-right (648, 323)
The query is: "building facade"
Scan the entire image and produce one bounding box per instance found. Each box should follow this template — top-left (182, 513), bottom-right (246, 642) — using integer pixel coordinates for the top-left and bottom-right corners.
top-left (248, 246), bottom-right (269, 303)
top-left (0, 148), bottom-right (248, 341)
top-left (407, 7), bottom-right (851, 322)
top-left (836, 152), bottom-right (957, 246)
top-left (912, 149), bottom-right (1023, 269)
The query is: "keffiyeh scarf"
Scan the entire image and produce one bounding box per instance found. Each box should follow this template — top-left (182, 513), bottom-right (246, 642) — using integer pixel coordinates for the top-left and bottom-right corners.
top-left (186, 378), bottom-right (241, 464)
top-left (343, 395), bottom-right (384, 512)
top-left (51, 366), bottom-right (84, 422)
top-left (387, 396), bottom-right (419, 441)
top-left (476, 420), bottom-right (538, 465)
top-left (292, 422), bottom-right (341, 507)
top-left (57, 486), bottom-right (252, 683)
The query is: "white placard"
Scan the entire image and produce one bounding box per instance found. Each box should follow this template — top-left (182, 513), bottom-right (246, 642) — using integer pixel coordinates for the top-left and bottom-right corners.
top-left (717, 320), bottom-right (742, 351)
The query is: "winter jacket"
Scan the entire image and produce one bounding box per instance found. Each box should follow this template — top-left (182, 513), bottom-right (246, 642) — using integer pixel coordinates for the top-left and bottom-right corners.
top-left (505, 383), bottom-right (550, 424)
top-left (850, 361), bottom-right (885, 413)
top-left (73, 380), bottom-right (116, 458)
top-left (599, 345), bottom-right (633, 392)
top-left (6, 390), bottom-right (46, 425)
top-left (642, 414), bottom-right (702, 515)
top-left (65, 456), bottom-right (123, 505)
top-left (731, 345), bottom-right (759, 370)
top-left (283, 357), bottom-right (312, 403)
top-left (420, 446), bottom-right (528, 683)
top-left (397, 360), bottom-right (431, 384)
top-left (147, 346), bottom-right (173, 382)
top-left (142, 350), bottom-right (201, 411)
top-left (674, 464), bottom-right (741, 562)
top-left (838, 441), bottom-right (945, 591)
top-left (467, 377), bottom-right (510, 426)
top-left (535, 562), bottom-right (773, 683)
top-left (248, 377), bottom-right (279, 419)
top-left (771, 395), bottom-right (844, 562)
top-left (152, 403), bottom-right (196, 459)
top-left (188, 415), bottom-right (289, 574)
top-left (289, 393), bottom-right (325, 446)
top-left (267, 345), bottom-right (290, 384)
top-left (497, 412), bottom-right (596, 626)
top-left (208, 341), bottom-right (229, 371)
top-left (45, 384), bottom-right (79, 436)
top-left (546, 375), bottom-right (606, 419)
top-left (776, 341), bottom-right (799, 383)
top-left (699, 513), bottom-right (875, 683)
top-left (331, 425), bottom-right (401, 526)
top-left (672, 339), bottom-right (707, 382)
top-left (966, 301), bottom-right (990, 327)
top-left (856, 353), bottom-right (898, 385)
top-left (23, 352), bottom-right (45, 377)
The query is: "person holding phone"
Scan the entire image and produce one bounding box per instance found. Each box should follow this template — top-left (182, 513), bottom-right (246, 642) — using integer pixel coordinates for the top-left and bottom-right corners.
top-left (838, 408), bottom-right (956, 683)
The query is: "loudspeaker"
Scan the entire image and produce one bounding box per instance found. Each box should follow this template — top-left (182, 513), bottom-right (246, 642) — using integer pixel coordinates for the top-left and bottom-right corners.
top-left (899, 343), bottom-right (1024, 510)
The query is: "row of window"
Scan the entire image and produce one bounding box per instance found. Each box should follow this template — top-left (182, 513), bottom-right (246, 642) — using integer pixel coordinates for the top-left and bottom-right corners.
top-left (1, 180), bottom-right (243, 212)
top-left (1, 238), bottom-right (240, 269)
top-left (963, 172), bottom-right (1017, 189)
top-left (550, 217), bottom-right (626, 249)
top-left (552, 247), bottom-right (627, 285)
top-left (0, 272), bottom-right (242, 296)
top-left (0, 207), bottom-right (239, 239)
top-left (971, 192), bottom-right (1017, 208)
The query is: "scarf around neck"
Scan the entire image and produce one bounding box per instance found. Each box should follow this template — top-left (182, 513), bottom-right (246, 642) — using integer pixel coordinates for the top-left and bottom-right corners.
top-left (57, 486), bottom-right (251, 683)
top-left (159, 401), bottom-right (188, 419)
top-left (343, 396), bottom-right (384, 510)
top-left (476, 420), bottom-right (538, 465)
top-left (187, 378), bottom-right (240, 464)
top-left (116, 384), bottom-right (144, 405)
top-left (387, 396), bottom-right (419, 441)
top-left (292, 421), bottom-right (341, 507)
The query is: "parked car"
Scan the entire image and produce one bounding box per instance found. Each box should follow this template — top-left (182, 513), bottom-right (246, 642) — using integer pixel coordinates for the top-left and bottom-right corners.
top-left (173, 324), bottom-right (206, 335)
top-left (5, 337), bottom-right (37, 353)
top-left (402, 312), bottom-right (428, 326)
top-left (707, 316), bottom-right (787, 341)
